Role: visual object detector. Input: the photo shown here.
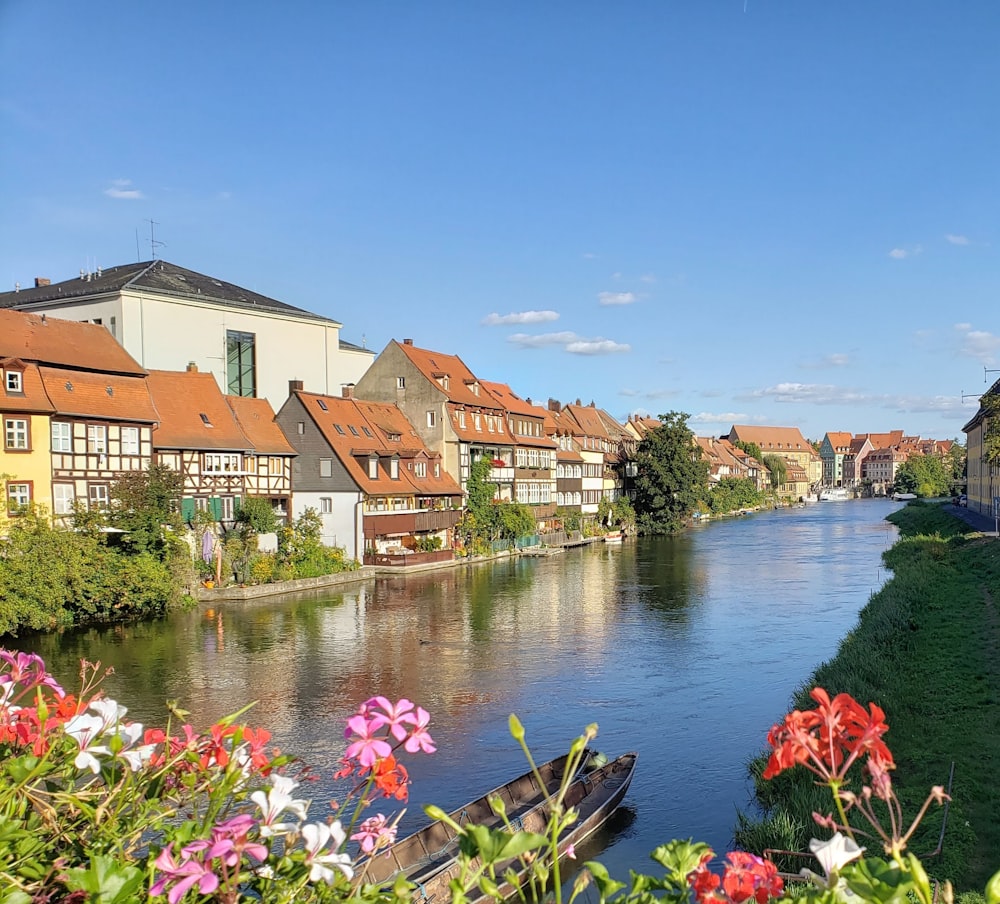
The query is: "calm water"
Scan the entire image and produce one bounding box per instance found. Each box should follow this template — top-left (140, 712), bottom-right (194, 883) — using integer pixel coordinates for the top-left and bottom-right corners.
top-left (16, 499), bottom-right (900, 878)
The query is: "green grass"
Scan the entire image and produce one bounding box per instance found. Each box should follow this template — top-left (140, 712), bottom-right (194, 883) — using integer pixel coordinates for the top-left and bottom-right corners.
top-left (735, 501), bottom-right (1000, 892)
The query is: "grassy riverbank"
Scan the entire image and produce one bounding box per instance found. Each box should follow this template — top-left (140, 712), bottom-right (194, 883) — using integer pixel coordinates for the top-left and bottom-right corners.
top-left (735, 501), bottom-right (1000, 894)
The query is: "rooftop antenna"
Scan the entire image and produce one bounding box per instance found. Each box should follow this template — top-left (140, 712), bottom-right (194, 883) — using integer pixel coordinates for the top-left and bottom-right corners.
top-left (135, 228), bottom-right (141, 263)
top-left (961, 367), bottom-right (1000, 403)
top-left (147, 219), bottom-right (165, 260)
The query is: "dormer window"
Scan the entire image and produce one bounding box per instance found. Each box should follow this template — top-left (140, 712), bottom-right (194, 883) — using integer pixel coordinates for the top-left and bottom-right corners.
top-left (368, 455), bottom-right (378, 479)
top-left (390, 456), bottom-right (399, 479)
top-left (5, 371), bottom-right (23, 393)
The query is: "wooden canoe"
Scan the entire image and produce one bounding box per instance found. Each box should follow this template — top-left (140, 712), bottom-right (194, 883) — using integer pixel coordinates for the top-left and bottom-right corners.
top-left (358, 750), bottom-right (637, 903)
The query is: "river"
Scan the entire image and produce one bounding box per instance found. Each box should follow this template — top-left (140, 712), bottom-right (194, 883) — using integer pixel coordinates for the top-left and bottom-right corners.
top-left (14, 498), bottom-right (900, 881)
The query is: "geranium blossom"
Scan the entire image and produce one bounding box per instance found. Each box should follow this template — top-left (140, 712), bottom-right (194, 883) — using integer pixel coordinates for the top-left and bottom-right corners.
top-left (351, 813), bottom-right (397, 854)
top-left (365, 696), bottom-right (416, 742)
top-left (808, 832), bottom-right (865, 882)
top-left (302, 820), bottom-right (354, 884)
top-left (250, 773), bottom-right (309, 836)
top-left (403, 706), bottom-right (436, 754)
top-left (344, 713), bottom-right (393, 767)
top-left (149, 846), bottom-right (221, 904)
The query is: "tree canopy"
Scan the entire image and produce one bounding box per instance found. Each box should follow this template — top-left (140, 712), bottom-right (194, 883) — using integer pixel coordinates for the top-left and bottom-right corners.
top-left (893, 453), bottom-right (951, 498)
top-left (632, 411), bottom-right (709, 535)
top-left (762, 454), bottom-right (787, 490)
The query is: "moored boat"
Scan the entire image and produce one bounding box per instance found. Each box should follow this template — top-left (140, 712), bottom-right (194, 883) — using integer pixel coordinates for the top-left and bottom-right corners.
top-left (820, 488), bottom-right (851, 501)
top-left (359, 750), bottom-right (637, 901)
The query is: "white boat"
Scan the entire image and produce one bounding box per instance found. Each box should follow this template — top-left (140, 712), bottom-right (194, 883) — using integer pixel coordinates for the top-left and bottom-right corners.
top-left (604, 531), bottom-right (623, 543)
top-left (820, 488), bottom-right (850, 501)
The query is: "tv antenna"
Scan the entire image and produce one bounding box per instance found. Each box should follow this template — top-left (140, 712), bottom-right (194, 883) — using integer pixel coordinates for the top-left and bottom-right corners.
top-left (960, 367), bottom-right (1000, 403)
top-left (147, 219), bottom-right (166, 260)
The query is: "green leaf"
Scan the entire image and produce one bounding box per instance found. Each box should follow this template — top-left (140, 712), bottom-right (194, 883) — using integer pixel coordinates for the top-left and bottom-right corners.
top-left (583, 860), bottom-right (627, 900)
top-left (985, 868), bottom-right (1000, 904)
top-left (61, 855), bottom-right (145, 903)
top-left (842, 856), bottom-right (916, 904)
top-left (459, 824), bottom-right (547, 863)
top-left (649, 838), bottom-right (714, 877)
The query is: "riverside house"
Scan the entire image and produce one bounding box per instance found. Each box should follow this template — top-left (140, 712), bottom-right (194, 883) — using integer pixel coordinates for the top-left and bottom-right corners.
top-left (727, 424), bottom-right (823, 488)
top-left (144, 367), bottom-right (294, 525)
top-left (963, 375), bottom-right (1000, 519)
top-left (0, 309), bottom-right (156, 520)
top-left (0, 261), bottom-right (374, 412)
top-left (353, 339), bottom-right (517, 499)
top-left (276, 385), bottom-right (463, 564)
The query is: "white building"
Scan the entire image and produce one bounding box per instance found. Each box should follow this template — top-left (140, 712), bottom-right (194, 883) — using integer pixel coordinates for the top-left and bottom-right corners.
top-left (0, 260), bottom-right (374, 411)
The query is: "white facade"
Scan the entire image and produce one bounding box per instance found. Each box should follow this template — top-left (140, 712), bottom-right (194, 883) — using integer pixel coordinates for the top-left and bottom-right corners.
top-left (290, 490), bottom-right (364, 561)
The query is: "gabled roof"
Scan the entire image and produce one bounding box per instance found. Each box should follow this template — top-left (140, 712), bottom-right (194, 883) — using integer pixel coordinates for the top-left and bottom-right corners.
top-left (729, 424), bottom-right (813, 452)
top-left (481, 380), bottom-right (557, 449)
top-left (146, 370), bottom-right (247, 449)
top-left (296, 391), bottom-right (463, 498)
top-left (394, 340), bottom-right (502, 410)
top-left (0, 360), bottom-right (55, 414)
top-left (0, 260), bottom-right (340, 325)
top-left (561, 403), bottom-right (610, 439)
top-left (856, 430), bottom-right (905, 449)
top-left (225, 396), bottom-right (296, 456)
top-left (0, 308), bottom-right (145, 375)
top-left (39, 366), bottom-right (157, 423)
top-left (823, 432), bottom-right (853, 452)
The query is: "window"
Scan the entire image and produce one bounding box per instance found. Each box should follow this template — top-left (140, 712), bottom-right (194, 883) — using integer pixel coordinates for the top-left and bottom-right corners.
top-left (51, 421), bottom-right (72, 453)
top-left (226, 330), bottom-right (256, 397)
top-left (396, 376), bottom-right (405, 389)
top-left (320, 497), bottom-right (332, 513)
top-left (269, 457), bottom-right (283, 475)
top-left (297, 422), bottom-right (305, 435)
top-left (88, 484), bottom-right (109, 510)
top-left (5, 371), bottom-right (23, 393)
top-left (203, 452), bottom-right (242, 473)
top-left (6, 482), bottom-right (31, 512)
top-left (368, 457), bottom-right (378, 479)
top-left (434, 462), bottom-right (440, 477)
top-left (219, 496), bottom-right (236, 521)
top-left (334, 424), bottom-right (346, 435)
top-left (53, 483), bottom-right (75, 515)
top-left (362, 426), bottom-right (373, 438)
top-left (349, 425), bottom-right (359, 436)
top-left (317, 399), bottom-right (328, 411)
top-left (319, 458), bottom-right (333, 478)
top-left (121, 426), bottom-right (140, 455)
top-left (414, 461), bottom-right (427, 478)
top-left (457, 411), bottom-right (465, 428)
top-left (87, 425), bottom-right (107, 454)
top-left (426, 411), bottom-right (436, 428)
top-left (390, 458), bottom-right (399, 479)
top-left (4, 418), bottom-right (28, 450)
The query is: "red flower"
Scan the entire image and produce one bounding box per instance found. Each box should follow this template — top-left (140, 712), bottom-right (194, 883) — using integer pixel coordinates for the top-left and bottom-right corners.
top-left (688, 853), bottom-right (722, 904)
top-left (721, 852), bottom-right (782, 904)
top-left (763, 687), bottom-right (893, 784)
top-left (366, 754), bottom-right (410, 801)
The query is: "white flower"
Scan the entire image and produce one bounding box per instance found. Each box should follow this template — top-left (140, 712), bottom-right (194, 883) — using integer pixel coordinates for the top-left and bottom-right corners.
top-left (250, 773), bottom-right (309, 836)
top-left (302, 821), bottom-right (353, 884)
top-left (64, 697), bottom-right (129, 774)
top-left (810, 833), bottom-right (865, 877)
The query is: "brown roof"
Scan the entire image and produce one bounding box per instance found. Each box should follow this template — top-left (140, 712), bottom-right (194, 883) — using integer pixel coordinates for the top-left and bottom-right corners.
top-left (857, 430), bottom-right (905, 448)
top-left (0, 360), bottom-right (55, 414)
top-left (729, 424), bottom-right (812, 452)
top-left (225, 395), bottom-right (295, 455)
top-left (824, 432), bottom-right (853, 452)
top-left (395, 340), bottom-right (501, 410)
top-left (39, 366), bottom-right (157, 423)
top-left (0, 308), bottom-right (145, 376)
top-left (146, 370), bottom-right (247, 449)
top-left (298, 391), bottom-right (463, 497)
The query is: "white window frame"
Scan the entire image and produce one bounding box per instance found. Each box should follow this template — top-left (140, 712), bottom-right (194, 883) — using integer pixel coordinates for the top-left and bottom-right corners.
top-left (5, 418), bottom-right (28, 450)
top-left (5, 371), bottom-right (23, 393)
top-left (120, 426), bottom-right (140, 455)
top-left (368, 457), bottom-right (379, 479)
top-left (320, 497), bottom-right (332, 514)
top-left (426, 410), bottom-right (436, 428)
top-left (87, 425), bottom-right (107, 454)
top-left (88, 484), bottom-right (109, 510)
top-left (203, 452), bottom-right (242, 473)
top-left (390, 457), bottom-right (399, 480)
top-left (319, 458), bottom-right (333, 478)
top-left (6, 482), bottom-right (30, 510)
top-left (53, 483), bottom-right (75, 515)
top-left (51, 421), bottom-right (72, 453)
top-left (414, 461), bottom-right (427, 478)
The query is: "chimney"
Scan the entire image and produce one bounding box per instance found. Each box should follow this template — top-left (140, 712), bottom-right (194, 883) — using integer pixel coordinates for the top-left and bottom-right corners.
top-left (403, 338), bottom-right (413, 346)
top-left (186, 362), bottom-right (198, 373)
top-left (289, 379), bottom-right (304, 393)
top-left (548, 398), bottom-right (561, 412)
top-left (35, 277), bottom-right (50, 288)
top-left (341, 383), bottom-right (355, 399)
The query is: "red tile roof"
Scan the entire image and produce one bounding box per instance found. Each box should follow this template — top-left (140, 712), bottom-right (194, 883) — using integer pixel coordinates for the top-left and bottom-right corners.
top-left (39, 366), bottom-right (157, 422)
top-left (225, 395), bottom-right (295, 455)
top-left (0, 360), bottom-right (54, 414)
top-left (0, 309), bottom-right (145, 375)
top-left (395, 341), bottom-right (500, 410)
top-left (146, 370), bottom-right (247, 449)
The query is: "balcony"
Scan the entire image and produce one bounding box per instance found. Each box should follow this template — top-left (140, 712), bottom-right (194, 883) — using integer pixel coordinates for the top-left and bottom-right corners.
top-left (364, 549), bottom-right (455, 567)
top-left (363, 509), bottom-right (461, 537)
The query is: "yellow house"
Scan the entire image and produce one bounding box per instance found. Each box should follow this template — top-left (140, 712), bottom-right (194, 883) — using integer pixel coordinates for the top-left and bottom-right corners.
top-left (1, 359), bottom-right (54, 517)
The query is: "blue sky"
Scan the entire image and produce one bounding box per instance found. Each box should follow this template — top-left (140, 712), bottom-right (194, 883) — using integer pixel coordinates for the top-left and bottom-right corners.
top-left (2, 2), bottom-right (998, 442)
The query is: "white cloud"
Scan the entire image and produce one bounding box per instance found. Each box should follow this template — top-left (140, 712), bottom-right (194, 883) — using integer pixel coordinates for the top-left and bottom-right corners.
top-left (956, 326), bottom-right (1000, 364)
top-left (639, 273), bottom-right (656, 284)
top-left (581, 252), bottom-right (598, 260)
top-left (888, 245), bottom-right (923, 260)
top-left (598, 291), bottom-right (637, 306)
top-left (483, 310), bottom-right (559, 326)
top-left (566, 338), bottom-right (631, 355)
top-left (619, 387), bottom-right (678, 400)
top-left (508, 331), bottom-right (630, 355)
top-left (508, 331), bottom-right (580, 348)
top-left (945, 234), bottom-right (970, 245)
top-left (688, 412), bottom-right (757, 426)
top-left (104, 179), bottom-right (143, 200)
top-left (953, 322), bottom-right (972, 331)
top-left (738, 383), bottom-right (871, 405)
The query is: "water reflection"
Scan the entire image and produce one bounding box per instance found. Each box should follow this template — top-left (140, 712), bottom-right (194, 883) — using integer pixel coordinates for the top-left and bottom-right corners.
top-left (17, 499), bottom-right (900, 878)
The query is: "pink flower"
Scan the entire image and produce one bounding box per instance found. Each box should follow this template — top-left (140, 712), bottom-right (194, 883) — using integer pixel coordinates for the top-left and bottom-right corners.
top-left (149, 846), bottom-right (220, 904)
top-left (212, 813), bottom-right (268, 864)
top-left (365, 696), bottom-right (416, 742)
top-left (344, 713), bottom-right (392, 767)
top-left (351, 813), bottom-right (397, 854)
top-left (403, 706), bottom-right (436, 755)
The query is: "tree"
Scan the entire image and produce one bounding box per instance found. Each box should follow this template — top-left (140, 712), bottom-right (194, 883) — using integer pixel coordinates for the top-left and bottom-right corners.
top-left (734, 441), bottom-right (763, 463)
top-left (893, 454), bottom-right (950, 498)
top-left (632, 412), bottom-right (709, 535)
top-left (109, 463), bottom-right (184, 558)
top-left (762, 454), bottom-right (787, 491)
